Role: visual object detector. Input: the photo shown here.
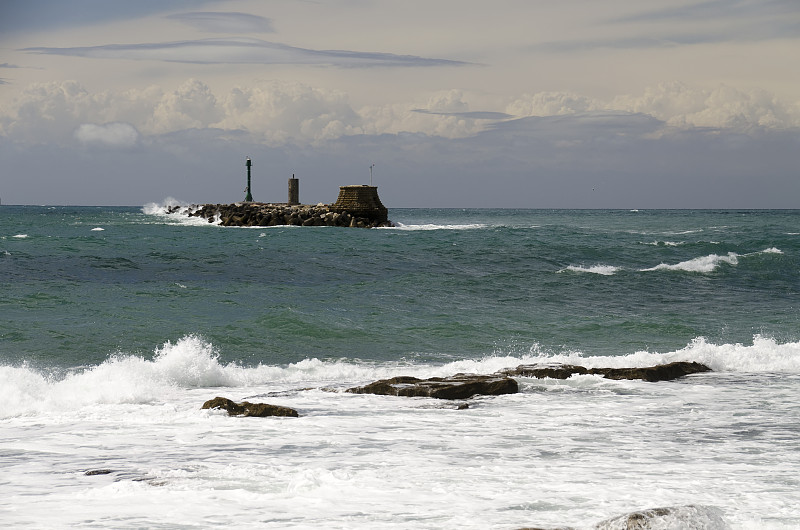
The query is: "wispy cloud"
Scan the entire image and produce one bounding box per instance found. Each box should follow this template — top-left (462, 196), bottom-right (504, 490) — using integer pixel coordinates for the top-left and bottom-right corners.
top-left (165, 12), bottom-right (275, 34)
top-left (0, 0), bottom-right (218, 33)
top-left (22, 37), bottom-right (469, 68)
top-left (538, 0), bottom-right (800, 52)
top-left (612, 0), bottom-right (799, 23)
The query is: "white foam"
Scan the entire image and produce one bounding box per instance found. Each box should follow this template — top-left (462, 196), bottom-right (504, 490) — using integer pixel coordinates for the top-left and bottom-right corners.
top-left (560, 264), bottom-right (620, 275)
top-left (12, 234), bottom-right (28, 239)
top-left (141, 199), bottom-right (220, 226)
top-left (391, 223), bottom-right (488, 231)
top-left (142, 197), bottom-right (186, 216)
top-left (91, 227), bottom-right (105, 231)
top-left (642, 252), bottom-right (739, 273)
top-left (643, 240), bottom-right (684, 246)
top-left (517, 335), bottom-right (800, 374)
top-left (3, 333), bottom-right (800, 528)
top-left (642, 248), bottom-right (783, 273)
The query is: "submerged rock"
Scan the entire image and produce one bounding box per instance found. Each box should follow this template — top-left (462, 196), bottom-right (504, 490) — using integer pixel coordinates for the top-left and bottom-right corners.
top-left (346, 373), bottom-right (518, 400)
top-left (202, 397), bottom-right (299, 417)
top-left (501, 361), bottom-right (711, 382)
top-left (594, 504), bottom-right (729, 529)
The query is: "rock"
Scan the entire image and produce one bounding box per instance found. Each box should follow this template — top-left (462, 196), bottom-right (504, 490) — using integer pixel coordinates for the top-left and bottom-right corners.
top-left (346, 373), bottom-right (518, 400)
top-left (595, 361), bottom-right (712, 382)
top-left (501, 361), bottom-right (711, 382)
top-left (201, 396), bottom-right (299, 417)
top-left (85, 469), bottom-right (115, 476)
top-left (594, 505), bottom-right (728, 529)
top-left (499, 364), bottom-right (590, 379)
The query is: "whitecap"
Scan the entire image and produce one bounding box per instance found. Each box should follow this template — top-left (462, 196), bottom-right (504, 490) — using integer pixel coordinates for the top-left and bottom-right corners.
top-left (12, 234), bottom-right (28, 239)
top-left (641, 252), bottom-right (738, 273)
top-left (559, 264), bottom-right (620, 276)
top-left (91, 227), bottom-right (105, 231)
top-left (391, 223), bottom-right (488, 231)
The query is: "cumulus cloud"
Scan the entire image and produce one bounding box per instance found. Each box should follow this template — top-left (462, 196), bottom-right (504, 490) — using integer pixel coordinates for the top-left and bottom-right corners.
top-left (1, 79), bottom-right (798, 150)
top-left (74, 122), bottom-right (139, 147)
top-left (611, 82), bottom-right (800, 130)
top-left (22, 37), bottom-right (469, 68)
top-left (217, 82), bottom-right (363, 144)
top-left (166, 12), bottom-right (275, 33)
top-left (507, 83), bottom-right (800, 132)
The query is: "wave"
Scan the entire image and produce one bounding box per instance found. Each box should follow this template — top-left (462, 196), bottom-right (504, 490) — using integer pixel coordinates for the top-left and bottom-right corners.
top-left (142, 197), bottom-right (187, 216)
top-left (641, 248), bottom-right (782, 273)
top-left (141, 199), bottom-right (218, 226)
top-left (2, 334), bottom-right (799, 418)
top-left (391, 223), bottom-right (489, 231)
top-left (559, 264), bottom-right (620, 276)
top-left (643, 240), bottom-right (685, 247)
top-left (641, 252), bottom-right (739, 273)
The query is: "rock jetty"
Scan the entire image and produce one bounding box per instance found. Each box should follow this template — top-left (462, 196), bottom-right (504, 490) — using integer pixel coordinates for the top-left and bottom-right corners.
top-left (169, 184), bottom-right (392, 228)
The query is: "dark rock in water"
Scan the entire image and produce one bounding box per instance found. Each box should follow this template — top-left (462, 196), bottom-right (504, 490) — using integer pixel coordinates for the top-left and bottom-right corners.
top-left (85, 469), bottom-right (115, 476)
top-left (595, 361), bottom-right (712, 382)
top-left (501, 361), bottom-right (711, 382)
top-left (500, 364), bottom-right (590, 380)
top-left (202, 396), bottom-right (299, 417)
top-left (346, 373), bottom-right (518, 400)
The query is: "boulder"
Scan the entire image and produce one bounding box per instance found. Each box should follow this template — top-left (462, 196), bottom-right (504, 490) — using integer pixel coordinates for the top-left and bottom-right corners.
top-left (501, 361), bottom-right (711, 382)
top-left (594, 505), bottom-right (728, 529)
top-left (202, 396), bottom-right (299, 417)
top-left (346, 373), bottom-right (518, 400)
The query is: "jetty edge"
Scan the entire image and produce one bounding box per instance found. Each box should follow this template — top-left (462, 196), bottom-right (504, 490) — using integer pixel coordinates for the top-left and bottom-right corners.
top-left (168, 185), bottom-right (392, 228)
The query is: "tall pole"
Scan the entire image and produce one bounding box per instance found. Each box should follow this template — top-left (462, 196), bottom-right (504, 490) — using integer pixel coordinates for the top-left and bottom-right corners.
top-left (369, 163), bottom-right (375, 186)
top-left (245, 157), bottom-right (253, 202)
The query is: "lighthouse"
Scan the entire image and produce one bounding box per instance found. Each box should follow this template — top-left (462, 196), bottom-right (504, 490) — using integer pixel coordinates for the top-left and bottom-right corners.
top-left (244, 157), bottom-right (253, 202)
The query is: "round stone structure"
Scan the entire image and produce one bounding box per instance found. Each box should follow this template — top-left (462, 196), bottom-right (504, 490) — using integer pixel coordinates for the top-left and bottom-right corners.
top-left (330, 185), bottom-right (388, 224)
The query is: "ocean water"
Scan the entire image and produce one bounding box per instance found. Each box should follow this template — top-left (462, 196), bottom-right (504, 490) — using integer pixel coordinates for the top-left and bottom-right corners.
top-left (1, 204), bottom-right (799, 529)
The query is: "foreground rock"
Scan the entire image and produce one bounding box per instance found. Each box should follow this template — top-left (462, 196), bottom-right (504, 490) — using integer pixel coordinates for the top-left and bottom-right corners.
top-left (594, 504), bottom-right (728, 529)
top-left (202, 397), bottom-right (299, 417)
top-left (346, 374), bottom-right (519, 400)
top-left (501, 361), bottom-right (711, 382)
top-left (519, 504), bottom-right (728, 530)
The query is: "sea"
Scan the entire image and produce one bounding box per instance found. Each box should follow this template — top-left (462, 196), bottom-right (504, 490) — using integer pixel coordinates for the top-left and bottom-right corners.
top-left (1, 204), bottom-right (799, 529)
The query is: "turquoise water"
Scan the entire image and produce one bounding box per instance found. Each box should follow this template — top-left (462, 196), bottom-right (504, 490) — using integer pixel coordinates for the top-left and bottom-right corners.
top-left (2, 206), bottom-right (798, 368)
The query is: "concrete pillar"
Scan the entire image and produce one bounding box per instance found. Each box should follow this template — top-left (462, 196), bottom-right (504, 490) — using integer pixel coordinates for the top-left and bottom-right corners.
top-left (288, 175), bottom-right (299, 205)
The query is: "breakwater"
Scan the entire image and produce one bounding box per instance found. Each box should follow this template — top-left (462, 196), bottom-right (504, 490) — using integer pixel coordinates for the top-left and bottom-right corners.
top-left (169, 185), bottom-right (392, 228)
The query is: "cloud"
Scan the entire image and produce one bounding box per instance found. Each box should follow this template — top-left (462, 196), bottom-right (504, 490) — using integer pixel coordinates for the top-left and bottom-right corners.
top-left (611, 82), bottom-right (800, 130)
top-left (412, 110), bottom-right (513, 120)
top-left (74, 122), bottom-right (140, 147)
top-left (1, 79), bottom-right (798, 152)
top-left (0, 0), bottom-right (218, 33)
top-left (21, 37), bottom-right (470, 68)
top-left (613, 0), bottom-right (800, 24)
top-left (537, 0), bottom-right (800, 51)
top-left (165, 12), bottom-right (275, 34)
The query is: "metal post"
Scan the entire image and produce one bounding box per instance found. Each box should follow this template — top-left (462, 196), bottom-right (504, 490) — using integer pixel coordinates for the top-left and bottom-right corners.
top-left (369, 164), bottom-right (375, 186)
top-left (245, 157), bottom-right (253, 202)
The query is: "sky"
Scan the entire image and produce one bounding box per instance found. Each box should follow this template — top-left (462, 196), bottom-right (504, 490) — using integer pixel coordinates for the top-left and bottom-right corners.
top-left (0, 0), bottom-right (798, 208)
